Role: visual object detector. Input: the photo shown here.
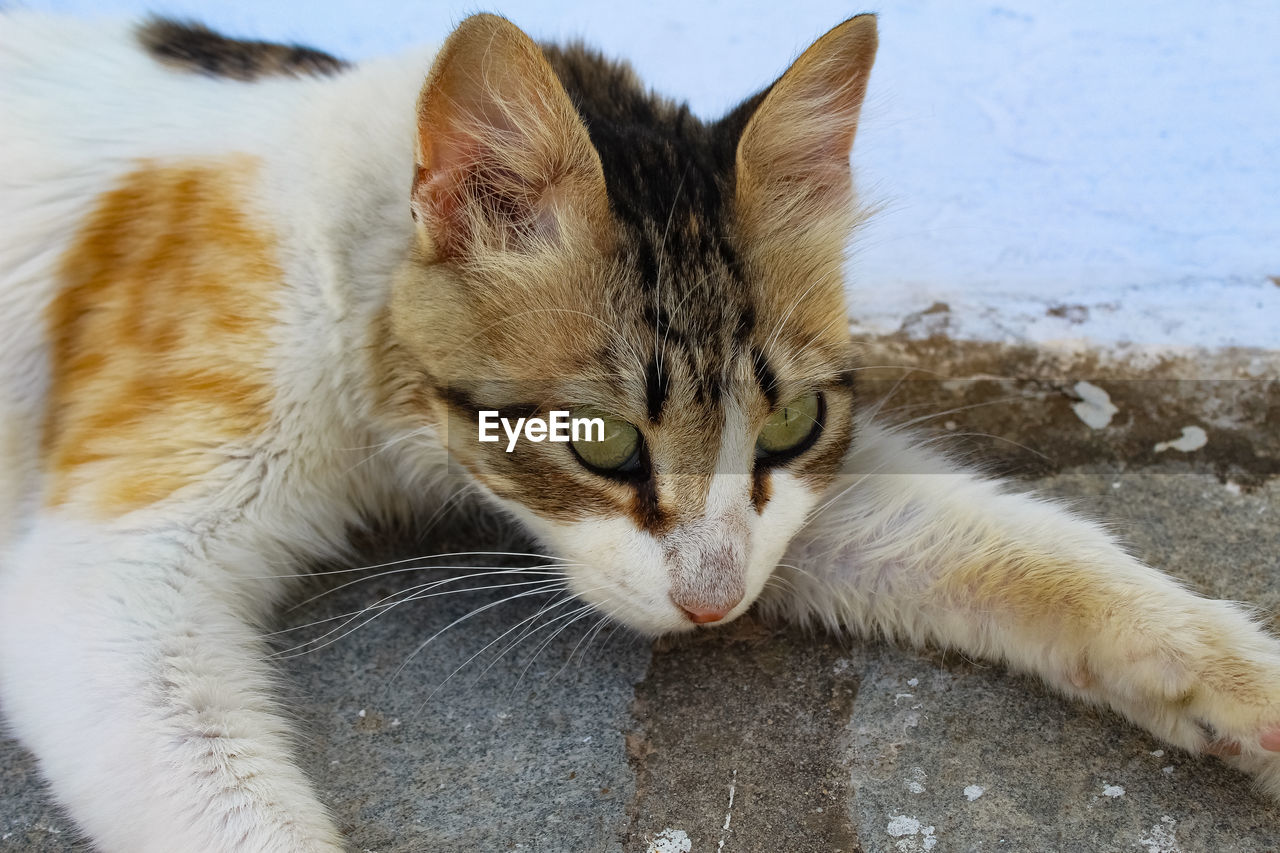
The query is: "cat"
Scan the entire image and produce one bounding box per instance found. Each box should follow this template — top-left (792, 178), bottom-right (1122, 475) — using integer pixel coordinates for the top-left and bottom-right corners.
top-left (0, 10), bottom-right (1277, 852)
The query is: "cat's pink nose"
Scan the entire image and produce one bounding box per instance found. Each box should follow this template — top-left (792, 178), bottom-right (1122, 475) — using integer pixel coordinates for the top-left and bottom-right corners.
top-left (677, 602), bottom-right (736, 624)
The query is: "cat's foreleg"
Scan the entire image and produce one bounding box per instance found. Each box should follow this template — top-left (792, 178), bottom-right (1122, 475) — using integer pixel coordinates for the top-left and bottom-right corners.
top-left (0, 516), bottom-right (344, 852)
top-left (772, 419), bottom-right (1280, 798)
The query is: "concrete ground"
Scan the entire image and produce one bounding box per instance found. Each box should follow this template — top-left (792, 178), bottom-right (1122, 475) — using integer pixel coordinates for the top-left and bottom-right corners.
top-left (2, 339), bottom-right (1277, 852)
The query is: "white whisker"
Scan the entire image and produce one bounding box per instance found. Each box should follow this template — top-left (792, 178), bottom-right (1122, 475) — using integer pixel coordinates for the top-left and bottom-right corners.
top-left (250, 549), bottom-right (573, 583)
top-left (273, 575), bottom-right (572, 659)
top-left (512, 603), bottom-right (600, 691)
top-left (288, 561), bottom-right (572, 612)
top-left (409, 589), bottom-right (594, 705)
top-left (387, 583), bottom-right (581, 686)
top-left (270, 569), bottom-right (570, 639)
top-left (557, 606), bottom-right (620, 680)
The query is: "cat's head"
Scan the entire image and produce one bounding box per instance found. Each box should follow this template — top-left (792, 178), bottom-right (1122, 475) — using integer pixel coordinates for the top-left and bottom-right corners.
top-left (387, 13), bottom-right (876, 635)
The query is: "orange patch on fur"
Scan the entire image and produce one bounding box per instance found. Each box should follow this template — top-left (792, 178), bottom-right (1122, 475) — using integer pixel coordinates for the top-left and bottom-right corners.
top-left (934, 548), bottom-right (1111, 628)
top-left (44, 160), bottom-right (280, 515)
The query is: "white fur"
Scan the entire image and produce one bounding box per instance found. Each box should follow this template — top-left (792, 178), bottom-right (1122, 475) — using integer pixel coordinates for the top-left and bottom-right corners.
top-left (2, 12), bottom-right (1279, 852)
top-left (0, 14), bottom-right (444, 850)
top-left (770, 418), bottom-right (1280, 796)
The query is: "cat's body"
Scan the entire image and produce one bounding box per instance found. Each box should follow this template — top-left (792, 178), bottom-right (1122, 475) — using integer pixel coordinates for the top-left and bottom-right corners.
top-left (0, 18), bottom-right (446, 850)
top-left (1, 12), bottom-right (1278, 852)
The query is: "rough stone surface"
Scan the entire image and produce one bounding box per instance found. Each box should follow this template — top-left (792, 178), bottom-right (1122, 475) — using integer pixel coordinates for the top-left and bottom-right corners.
top-left (285, 558), bottom-right (650, 853)
top-left (2, 342), bottom-right (1277, 852)
top-left (624, 620), bottom-right (861, 852)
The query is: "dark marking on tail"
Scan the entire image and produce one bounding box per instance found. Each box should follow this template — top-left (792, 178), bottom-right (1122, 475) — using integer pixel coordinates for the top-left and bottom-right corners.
top-left (137, 17), bottom-right (350, 82)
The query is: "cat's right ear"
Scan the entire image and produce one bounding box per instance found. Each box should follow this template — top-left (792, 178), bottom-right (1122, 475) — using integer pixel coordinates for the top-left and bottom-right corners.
top-left (412, 14), bottom-right (610, 262)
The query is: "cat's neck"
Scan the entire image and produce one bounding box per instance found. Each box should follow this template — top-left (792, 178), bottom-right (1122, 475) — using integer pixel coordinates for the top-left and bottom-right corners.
top-left (261, 47), bottom-right (441, 432)
top-left (276, 47), bottom-right (437, 321)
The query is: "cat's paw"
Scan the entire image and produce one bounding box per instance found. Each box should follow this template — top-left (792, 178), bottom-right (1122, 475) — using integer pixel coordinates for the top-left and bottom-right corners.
top-left (1071, 597), bottom-right (1280, 799)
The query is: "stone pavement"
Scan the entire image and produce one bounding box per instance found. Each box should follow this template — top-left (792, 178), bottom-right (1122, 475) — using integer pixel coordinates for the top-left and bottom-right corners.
top-left (2, 340), bottom-right (1277, 852)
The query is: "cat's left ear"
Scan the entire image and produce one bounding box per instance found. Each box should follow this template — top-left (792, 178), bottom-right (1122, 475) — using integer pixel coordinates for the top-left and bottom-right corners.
top-left (732, 15), bottom-right (878, 243)
top-left (412, 14), bottom-right (610, 261)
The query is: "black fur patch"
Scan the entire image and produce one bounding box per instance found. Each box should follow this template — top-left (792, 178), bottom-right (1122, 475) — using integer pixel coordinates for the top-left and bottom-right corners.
top-left (645, 358), bottom-right (669, 423)
top-left (137, 18), bottom-right (350, 82)
top-left (751, 347), bottom-right (779, 408)
top-left (539, 43), bottom-right (770, 433)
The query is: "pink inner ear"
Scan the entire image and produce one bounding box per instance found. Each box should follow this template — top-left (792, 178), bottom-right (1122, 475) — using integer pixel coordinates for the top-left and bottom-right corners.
top-left (414, 106), bottom-right (596, 258)
top-left (411, 15), bottom-right (609, 259)
top-left (415, 113), bottom-right (544, 257)
top-left (411, 130), bottom-right (479, 257)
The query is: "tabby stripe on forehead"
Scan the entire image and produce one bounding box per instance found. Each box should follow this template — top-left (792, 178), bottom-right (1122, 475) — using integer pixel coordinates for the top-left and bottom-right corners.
top-left (734, 306), bottom-right (756, 347)
top-left (751, 346), bottom-right (778, 407)
top-left (645, 358), bottom-right (668, 423)
top-left (633, 241), bottom-right (659, 291)
top-left (702, 373), bottom-right (722, 406)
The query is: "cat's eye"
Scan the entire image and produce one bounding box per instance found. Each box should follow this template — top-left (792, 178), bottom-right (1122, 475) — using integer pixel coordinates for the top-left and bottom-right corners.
top-left (756, 392), bottom-right (823, 459)
top-left (569, 409), bottom-right (642, 475)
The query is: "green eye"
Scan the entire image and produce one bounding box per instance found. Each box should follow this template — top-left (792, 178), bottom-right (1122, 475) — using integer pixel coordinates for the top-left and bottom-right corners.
top-left (756, 392), bottom-right (823, 457)
top-left (569, 409), bottom-right (642, 474)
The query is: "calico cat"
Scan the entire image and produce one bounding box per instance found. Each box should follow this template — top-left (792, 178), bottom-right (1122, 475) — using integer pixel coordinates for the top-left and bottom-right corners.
top-left (0, 11), bottom-right (1277, 852)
